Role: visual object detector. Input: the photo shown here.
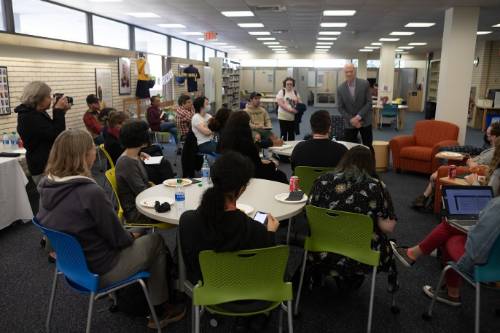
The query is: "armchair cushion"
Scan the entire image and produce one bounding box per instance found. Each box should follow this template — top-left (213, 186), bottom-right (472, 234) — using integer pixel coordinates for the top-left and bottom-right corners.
top-left (414, 120), bottom-right (460, 147)
top-left (400, 146), bottom-right (433, 162)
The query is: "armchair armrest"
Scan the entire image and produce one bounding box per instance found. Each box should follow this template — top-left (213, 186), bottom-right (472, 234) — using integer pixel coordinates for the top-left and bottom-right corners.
top-left (389, 135), bottom-right (415, 171)
top-left (431, 140), bottom-right (460, 172)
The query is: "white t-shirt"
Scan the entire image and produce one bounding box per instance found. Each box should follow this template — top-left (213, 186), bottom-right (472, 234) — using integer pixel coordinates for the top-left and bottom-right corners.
top-left (191, 113), bottom-right (213, 145)
top-left (276, 89), bottom-right (300, 121)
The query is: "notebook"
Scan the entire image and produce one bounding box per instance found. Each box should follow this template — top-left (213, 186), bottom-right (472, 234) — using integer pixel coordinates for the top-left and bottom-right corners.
top-left (442, 186), bottom-right (493, 232)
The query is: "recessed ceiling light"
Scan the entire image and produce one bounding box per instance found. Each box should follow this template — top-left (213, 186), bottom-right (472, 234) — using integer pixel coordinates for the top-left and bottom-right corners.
top-left (319, 31), bottom-right (342, 35)
top-left (316, 45), bottom-right (331, 49)
top-left (222, 46), bottom-right (237, 49)
top-left (126, 12), bottom-right (160, 18)
top-left (268, 45), bottom-right (285, 48)
top-left (379, 38), bottom-right (400, 42)
top-left (359, 49), bottom-right (373, 52)
top-left (408, 42), bottom-right (427, 46)
top-left (211, 42), bottom-right (228, 45)
top-left (157, 23), bottom-right (186, 28)
top-left (371, 42), bottom-right (382, 45)
top-left (395, 49), bottom-right (405, 52)
top-left (221, 11), bottom-right (254, 17)
top-left (274, 50), bottom-right (288, 52)
top-left (248, 31), bottom-right (271, 35)
top-left (256, 37), bottom-right (276, 40)
top-left (390, 31), bottom-right (415, 36)
top-left (398, 46), bottom-right (414, 49)
top-left (181, 32), bottom-right (203, 36)
top-left (320, 22), bottom-right (348, 28)
top-left (317, 37), bottom-right (337, 40)
top-left (477, 31), bottom-right (492, 35)
top-left (263, 42), bottom-right (279, 45)
top-left (405, 22), bottom-right (435, 28)
top-left (323, 10), bottom-right (356, 16)
top-left (316, 42), bottom-right (334, 45)
top-left (365, 46), bottom-right (380, 49)
top-left (493, 23), bottom-right (500, 28)
top-left (237, 23), bottom-right (264, 28)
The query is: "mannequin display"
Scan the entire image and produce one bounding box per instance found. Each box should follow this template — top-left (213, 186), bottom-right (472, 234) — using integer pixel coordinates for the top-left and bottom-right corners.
top-left (183, 64), bottom-right (200, 93)
top-left (136, 53), bottom-right (155, 99)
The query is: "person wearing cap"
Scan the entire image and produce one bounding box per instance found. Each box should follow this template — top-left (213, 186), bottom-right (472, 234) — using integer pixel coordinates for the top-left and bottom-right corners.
top-left (244, 92), bottom-right (283, 148)
top-left (83, 94), bottom-right (104, 145)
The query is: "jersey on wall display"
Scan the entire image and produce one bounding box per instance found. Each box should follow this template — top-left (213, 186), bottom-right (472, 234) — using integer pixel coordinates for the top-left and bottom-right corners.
top-left (0, 66), bottom-right (11, 116)
top-left (95, 68), bottom-right (113, 107)
top-left (183, 64), bottom-right (200, 92)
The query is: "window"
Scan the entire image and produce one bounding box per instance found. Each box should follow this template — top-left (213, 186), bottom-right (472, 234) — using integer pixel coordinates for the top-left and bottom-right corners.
top-left (93, 16), bottom-right (129, 50)
top-left (0, 0), bottom-right (5, 31)
top-left (135, 28), bottom-right (167, 55)
top-left (148, 54), bottom-right (163, 97)
top-left (189, 43), bottom-right (203, 61)
top-left (216, 50), bottom-right (226, 58)
top-left (13, 0), bottom-right (87, 43)
top-left (205, 48), bottom-right (215, 62)
top-left (171, 38), bottom-right (187, 58)
top-left (367, 60), bottom-right (380, 68)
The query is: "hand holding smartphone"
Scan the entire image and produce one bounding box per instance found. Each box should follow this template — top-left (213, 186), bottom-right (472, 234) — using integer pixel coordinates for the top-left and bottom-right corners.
top-left (254, 211), bottom-right (280, 232)
top-left (254, 211), bottom-right (268, 224)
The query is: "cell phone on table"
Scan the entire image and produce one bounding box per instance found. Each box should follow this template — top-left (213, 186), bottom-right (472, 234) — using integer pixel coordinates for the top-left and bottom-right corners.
top-left (253, 211), bottom-right (268, 225)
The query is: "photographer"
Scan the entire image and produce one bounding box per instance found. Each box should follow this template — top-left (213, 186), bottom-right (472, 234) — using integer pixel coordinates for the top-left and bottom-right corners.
top-left (15, 81), bottom-right (71, 185)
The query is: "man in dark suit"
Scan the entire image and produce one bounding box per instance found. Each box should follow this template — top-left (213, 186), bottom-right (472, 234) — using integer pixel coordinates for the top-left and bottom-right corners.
top-left (337, 64), bottom-right (373, 150)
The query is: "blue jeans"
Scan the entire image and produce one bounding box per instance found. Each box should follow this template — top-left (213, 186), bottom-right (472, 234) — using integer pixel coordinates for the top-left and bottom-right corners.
top-left (160, 122), bottom-right (178, 143)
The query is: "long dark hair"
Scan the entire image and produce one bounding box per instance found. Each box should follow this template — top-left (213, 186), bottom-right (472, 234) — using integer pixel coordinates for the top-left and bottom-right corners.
top-left (208, 107), bottom-right (232, 132)
top-left (335, 146), bottom-right (376, 180)
top-left (198, 151), bottom-right (254, 237)
top-left (219, 111), bottom-right (260, 164)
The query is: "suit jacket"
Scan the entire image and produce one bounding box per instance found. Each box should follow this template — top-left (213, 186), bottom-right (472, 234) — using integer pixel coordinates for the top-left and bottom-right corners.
top-left (336, 78), bottom-right (372, 129)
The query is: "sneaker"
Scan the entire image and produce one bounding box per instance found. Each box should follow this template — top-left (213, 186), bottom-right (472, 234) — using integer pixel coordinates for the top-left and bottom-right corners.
top-left (390, 241), bottom-right (415, 268)
top-left (411, 194), bottom-right (427, 208)
top-left (422, 285), bottom-right (461, 307)
top-left (147, 302), bottom-right (186, 329)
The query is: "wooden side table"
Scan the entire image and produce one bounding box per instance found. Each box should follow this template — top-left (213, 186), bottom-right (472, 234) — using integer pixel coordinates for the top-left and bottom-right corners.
top-left (373, 140), bottom-right (389, 172)
top-left (439, 176), bottom-right (470, 186)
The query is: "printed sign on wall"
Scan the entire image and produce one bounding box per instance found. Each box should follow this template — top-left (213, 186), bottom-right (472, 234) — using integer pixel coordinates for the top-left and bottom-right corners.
top-left (0, 67), bottom-right (11, 116)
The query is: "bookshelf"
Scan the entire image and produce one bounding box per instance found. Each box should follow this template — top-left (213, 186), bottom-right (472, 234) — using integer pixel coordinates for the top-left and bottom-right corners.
top-left (209, 57), bottom-right (240, 110)
top-left (427, 60), bottom-right (440, 103)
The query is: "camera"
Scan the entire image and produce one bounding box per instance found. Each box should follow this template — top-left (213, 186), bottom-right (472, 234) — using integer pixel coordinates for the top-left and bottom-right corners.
top-left (53, 93), bottom-right (74, 105)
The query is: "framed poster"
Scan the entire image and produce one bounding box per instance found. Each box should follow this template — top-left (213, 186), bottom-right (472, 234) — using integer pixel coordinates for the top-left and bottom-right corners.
top-left (95, 68), bottom-right (113, 107)
top-left (118, 57), bottom-right (131, 95)
top-left (0, 66), bottom-right (11, 116)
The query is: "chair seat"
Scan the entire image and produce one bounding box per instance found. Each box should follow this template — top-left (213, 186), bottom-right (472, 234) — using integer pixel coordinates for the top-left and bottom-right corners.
top-left (65, 270), bottom-right (150, 294)
top-left (206, 300), bottom-right (281, 316)
top-left (400, 146), bottom-right (433, 161)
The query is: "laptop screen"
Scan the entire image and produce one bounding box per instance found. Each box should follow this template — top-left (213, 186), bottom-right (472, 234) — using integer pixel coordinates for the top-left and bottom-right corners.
top-left (443, 187), bottom-right (493, 216)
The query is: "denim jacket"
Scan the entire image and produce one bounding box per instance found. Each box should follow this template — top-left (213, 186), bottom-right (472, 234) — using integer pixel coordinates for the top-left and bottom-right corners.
top-left (456, 196), bottom-right (500, 275)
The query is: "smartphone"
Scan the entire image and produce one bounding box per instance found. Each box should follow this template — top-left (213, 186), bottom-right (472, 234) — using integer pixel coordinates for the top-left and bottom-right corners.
top-left (253, 211), bottom-right (268, 224)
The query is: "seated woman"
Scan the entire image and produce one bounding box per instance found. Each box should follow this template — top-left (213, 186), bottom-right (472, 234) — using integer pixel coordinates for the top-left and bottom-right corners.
top-left (308, 146), bottom-right (399, 290)
top-left (37, 129), bottom-right (184, 328)
top-left (191, 96), bottom-right (216, 155)
top-left (465, 137), bottom-right (500, 196)
top-left (103, 110), bottom-right (129, 164)
top-left (179, 151), bottom-right (280, 284)
top-left (220, 111), bottom-right (288, 183)
top-left (208, 107), bottom-right (232, 149)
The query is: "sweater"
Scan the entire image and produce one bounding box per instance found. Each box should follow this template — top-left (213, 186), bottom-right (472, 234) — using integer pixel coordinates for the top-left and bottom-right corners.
top-left (290, 138), bottom-right (348, 172)
top-left (15, 104), bottom-right (66, 175)
top-left (146, 105), bottom-right (162, 132)
top-left (83, 110), bottom-right (102, 138)
top-left (245, 105), bottom-right (272, 129)
top-left (37, 175), bottom-right (133, 275)
top-left (115, 155), bottom-right (149, 222)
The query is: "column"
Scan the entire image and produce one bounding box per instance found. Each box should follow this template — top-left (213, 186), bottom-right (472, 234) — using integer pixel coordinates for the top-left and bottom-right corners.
top-left (357, 53), bottom-right (367, 80)
top-left (435, 7), bottom-right (479, 144)
top-left (378, 44), bottom-right (396, 103)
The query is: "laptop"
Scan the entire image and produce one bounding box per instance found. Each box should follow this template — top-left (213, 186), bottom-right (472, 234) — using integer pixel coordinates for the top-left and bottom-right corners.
top-left (442, 185), bottom-right (493, 232)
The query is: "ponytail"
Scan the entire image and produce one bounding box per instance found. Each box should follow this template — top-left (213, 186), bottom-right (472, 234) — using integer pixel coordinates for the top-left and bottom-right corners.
top-left (198, 187), bottom-right (226, 238)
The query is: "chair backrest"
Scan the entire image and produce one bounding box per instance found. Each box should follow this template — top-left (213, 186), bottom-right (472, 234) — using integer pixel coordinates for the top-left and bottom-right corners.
top-left (98, 144), bottom-right (115, 169)
top-left (381, 104), bottom-right (398, 116)
top-left (105, 168), bottom-right (124, 220)
top-left (295, 166), bottom-right (336, 195)
top-left (32, 218), bottom-right (99, 292)
top-left (193, 245), bottom-right (292, 306)
top-left (474, 234), bottom-right (500, 282)
top-left (305, 205), bottom-right (380, 266)
top-left (413, 120), bottom-right (459, 147)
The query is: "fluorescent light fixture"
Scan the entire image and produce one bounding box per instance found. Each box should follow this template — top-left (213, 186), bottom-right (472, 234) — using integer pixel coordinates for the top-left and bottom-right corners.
top-left (197, 38), bottom-right (204, 41)
top-left (274, 50), bottom-right (287, 52)
top-left (405, 22), bottom-right (435, 28)
top-left (157, 24), bottom-right (186, 28)
top-left (221, 11), bottom-right (254, 17)
top-left (371, 42), bottom-right (382, 45)
top-left (181, 32), bottom-right (203, 36)
top-left (268, 45), bottom-right (285, 48)
top-left (323, 10), bottom-right (356, 16)
top-left (493, 23), bottom-right (500, 28)
top-left (256, 37), bottom-right (276, 40)
top-left (319, 31), bottom-right (342, 35)
top-left (89, 0), bottom-right (122, 2)
top-left (317, 37), bottom-right (337, 40)
top-left (126, 12), bottom-right (160, 18)
top-left (238, 23), bottom-right (264, 28)
top-left (477, 31), bottom-right (492, 35)
top-left (263, 42), bottom-right (279, 45)
top-left (316, 42), bottom-right (334, 45)
top-left (316, 45), bottom-right (331, 49)
top-left (211, 42), bottom-right (227, 45)
top-left (408, 42), bottom-right (427, 46)
top-left (390, 31), bottom-right (415, 36)
top-left (395, 49), bottom-right (405, 52)
top-left (379, 38), bottom-right (400, 42)
top-left (365, 46), bottom-right (380, 49)
top-left (398, 46), bottom-right (414, 49)
top-left (248, 31), bottom-right (271, 35)
top-left (320, 22), bottom-right (348, 28)
top-left (222, 45), bottom-right (237, 48)
top-left (359, 49), bottom-right (373, 52)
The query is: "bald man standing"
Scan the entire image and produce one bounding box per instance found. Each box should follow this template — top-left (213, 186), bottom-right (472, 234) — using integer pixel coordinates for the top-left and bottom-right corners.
top-left (337, 64), bottom-right (373, 150)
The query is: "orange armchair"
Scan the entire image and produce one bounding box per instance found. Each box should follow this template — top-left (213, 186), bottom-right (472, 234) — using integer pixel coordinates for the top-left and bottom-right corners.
top-left (389, 120), bottom-right (459, 174)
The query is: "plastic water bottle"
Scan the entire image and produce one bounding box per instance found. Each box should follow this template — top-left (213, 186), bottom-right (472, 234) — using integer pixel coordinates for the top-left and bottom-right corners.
top-left (201, 155), bottom-right (210, 186)
top-left (175, 178), bottom-right (186, 217)
top-left (2, 132), bottom-right (9, 149)
top-left (10, 132), bottom-right (18, 148)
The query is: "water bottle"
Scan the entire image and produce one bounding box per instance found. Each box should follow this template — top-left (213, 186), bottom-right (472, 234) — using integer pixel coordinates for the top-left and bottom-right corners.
top-left (175, 178), bottom-right (186, 217)
top-left (10, 132), bottom-right (18, 148)
top-left (2, 132), bottom-right (9, 148)
top-left (201, 155), bottom-right (210, 186)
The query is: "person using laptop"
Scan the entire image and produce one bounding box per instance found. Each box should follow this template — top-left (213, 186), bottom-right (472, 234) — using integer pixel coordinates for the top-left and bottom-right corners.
top-left (391, 188), bottom-right (498, 307)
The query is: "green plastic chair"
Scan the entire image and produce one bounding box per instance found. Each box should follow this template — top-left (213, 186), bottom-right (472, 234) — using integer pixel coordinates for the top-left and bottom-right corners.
top-left (295, 205), bottom-right (380, 333)
top-left (294, 166), bottom-right (335, 195)
top-left (193, 245), bottom-right (293, 333)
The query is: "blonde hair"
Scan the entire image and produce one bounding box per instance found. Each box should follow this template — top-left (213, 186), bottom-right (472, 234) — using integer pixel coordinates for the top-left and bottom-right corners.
top-left (45, 129), bottom-right (94, 178)
top-left (489, 137), bottom-right (500, 178)
top-left (20, 81), bottom-right (52, 109)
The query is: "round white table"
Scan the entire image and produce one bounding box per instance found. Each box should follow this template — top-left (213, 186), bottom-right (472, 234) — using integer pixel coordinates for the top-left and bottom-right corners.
top-left (268, 140), bottom-right (362, 157)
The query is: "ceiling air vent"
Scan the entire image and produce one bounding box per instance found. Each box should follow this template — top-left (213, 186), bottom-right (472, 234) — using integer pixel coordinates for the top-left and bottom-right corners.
top-left (252, 5), bottom-right (287, 12)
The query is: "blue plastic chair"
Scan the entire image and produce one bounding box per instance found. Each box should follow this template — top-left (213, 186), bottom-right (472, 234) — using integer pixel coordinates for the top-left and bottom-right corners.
top-left (379, 104), bottom-right (398, 129)
top-left (32, 218), bottom-right (161, 333)
top-left (423, 234), bottom-right (500, 333)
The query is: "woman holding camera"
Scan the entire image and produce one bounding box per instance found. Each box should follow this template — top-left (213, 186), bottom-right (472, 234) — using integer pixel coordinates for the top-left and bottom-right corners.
top-left (16, 81), bottom-right (71, 185)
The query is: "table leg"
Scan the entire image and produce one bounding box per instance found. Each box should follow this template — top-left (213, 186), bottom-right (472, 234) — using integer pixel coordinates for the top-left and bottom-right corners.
top-left (398, 110), bottom-right (405, 130)
top-left (176, 230), bottom-right (186, 292)
top-left (286, 218), bottom-right (292, 244)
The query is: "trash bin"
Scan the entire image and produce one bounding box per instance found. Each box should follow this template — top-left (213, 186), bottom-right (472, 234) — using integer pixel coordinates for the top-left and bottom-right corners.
top-left (425, 101), bottom-right (436, 119)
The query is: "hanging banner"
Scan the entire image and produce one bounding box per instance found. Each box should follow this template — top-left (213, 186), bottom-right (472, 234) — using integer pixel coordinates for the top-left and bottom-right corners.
top-left (160, 70), bottom-right (175, 85)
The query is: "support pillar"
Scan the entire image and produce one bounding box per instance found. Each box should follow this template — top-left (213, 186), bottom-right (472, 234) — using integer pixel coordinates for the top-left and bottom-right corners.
top-left (378, 45), bottom-right (396, 103)
top-left (357, 53), bottom-right (367, 80)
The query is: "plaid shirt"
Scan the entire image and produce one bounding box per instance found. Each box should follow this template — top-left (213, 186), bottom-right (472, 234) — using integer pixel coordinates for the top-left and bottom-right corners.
top-left (176, 105), bottom-right (194, 137)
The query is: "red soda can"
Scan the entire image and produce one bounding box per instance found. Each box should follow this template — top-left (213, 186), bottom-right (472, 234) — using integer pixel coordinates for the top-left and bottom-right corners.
top-left (448, 165), bottom-right (457, 179)
top-left (290, 176), bottom-right (300, 192)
